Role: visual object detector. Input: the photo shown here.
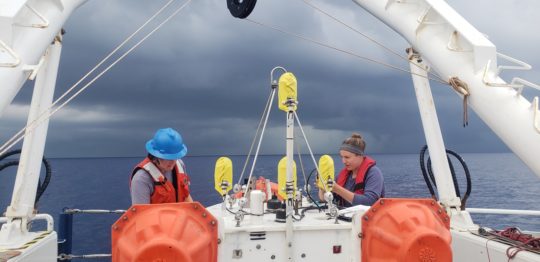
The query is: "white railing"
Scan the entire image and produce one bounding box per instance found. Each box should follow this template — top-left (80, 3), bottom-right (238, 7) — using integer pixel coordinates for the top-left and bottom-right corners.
top-left (467, 208), bottom-right (540, 216)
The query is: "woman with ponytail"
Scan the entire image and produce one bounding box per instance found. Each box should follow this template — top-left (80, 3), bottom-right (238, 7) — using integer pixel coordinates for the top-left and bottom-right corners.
top-left (318, 133), bottom-right (385, 207)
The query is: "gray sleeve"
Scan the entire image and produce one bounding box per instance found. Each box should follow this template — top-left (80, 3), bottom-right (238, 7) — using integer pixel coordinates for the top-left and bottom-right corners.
top-left (351, 166), bottom-right (384, 206)
top-left (130, 169), bottom-right (154, 205)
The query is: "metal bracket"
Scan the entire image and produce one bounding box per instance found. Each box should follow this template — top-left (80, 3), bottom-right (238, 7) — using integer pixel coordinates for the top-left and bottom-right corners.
top-left (415, 6), bottom-right (445, 36)
top-left (496, 52), bottom-right (532, 75)
top-left (483, 59), bottom-right (540, 95)
top-left (447, 30), bottom-right (473, 52)
top-left (13, 4), bottom-right (49, 29)
top-left (22, 55), bottom-right (46, 81)
top-left (0, 39), bottom-right (21, 67)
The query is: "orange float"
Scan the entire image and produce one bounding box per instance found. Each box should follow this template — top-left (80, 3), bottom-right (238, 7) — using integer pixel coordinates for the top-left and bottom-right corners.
top-left (361, 198), bottom-right (452, 262)
top-left (234, 176), bottom-right (282, 200)
top-left (111, 202), bottom-right (217, 262)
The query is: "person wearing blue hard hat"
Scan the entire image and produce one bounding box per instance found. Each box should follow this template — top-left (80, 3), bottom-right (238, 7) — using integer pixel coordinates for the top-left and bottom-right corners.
top-left (130, 128), bottom-right (193, 204)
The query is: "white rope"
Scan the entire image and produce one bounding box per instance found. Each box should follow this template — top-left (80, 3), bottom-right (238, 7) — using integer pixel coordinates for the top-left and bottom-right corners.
top-left (245, 18), bottom-right (447, 85)
top-left (295, 136), bottom-right (308, 189)
top-left (293, 111), bottom-right (327, 189)
top-left (242, 88), bottom-right (277, 197)
top-left (236, 88), bottom-right (275, 186)
top-left (300, 0), bottom-right (445, 82)
top-left (0, 0), bottom-right (191, 156)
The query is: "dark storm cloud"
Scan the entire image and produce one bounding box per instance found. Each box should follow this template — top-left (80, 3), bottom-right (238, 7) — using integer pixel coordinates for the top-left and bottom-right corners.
top-left (2, 0), bottom-right (539, 157)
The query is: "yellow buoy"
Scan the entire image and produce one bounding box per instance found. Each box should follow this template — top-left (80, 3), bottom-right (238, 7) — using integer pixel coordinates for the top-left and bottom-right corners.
top-left (277, 156), bottom-right (297, 199)
top-left (318, 155), bottom-right (335, 191)
top-left (278, 72), bottom-right (297, 112)
top-left (214, 157), bottom-right (233, 196)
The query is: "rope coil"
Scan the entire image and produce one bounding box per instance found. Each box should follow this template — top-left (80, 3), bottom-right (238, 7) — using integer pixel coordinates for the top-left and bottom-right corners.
top-left (449, 77), bottom-right (470, 127)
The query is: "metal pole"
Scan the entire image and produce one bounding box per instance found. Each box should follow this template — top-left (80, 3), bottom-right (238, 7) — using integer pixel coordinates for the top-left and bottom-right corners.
top-left (58, 210), bottom-right (73, 257)
top-left (3, 35), bottom-right (63, 231)
top-left (408, 52), bottom-right (460, 209)
top-left (285, 109), bottom-right (294, 261)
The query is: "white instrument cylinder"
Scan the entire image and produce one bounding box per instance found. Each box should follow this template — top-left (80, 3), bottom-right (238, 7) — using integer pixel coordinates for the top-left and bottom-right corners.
top-left (250, 190), bottom-right (264, 224)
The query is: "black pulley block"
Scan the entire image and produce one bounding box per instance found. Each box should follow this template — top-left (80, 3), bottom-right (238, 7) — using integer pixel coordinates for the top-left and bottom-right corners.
top-left (227, 0), bottom-right (257, 19)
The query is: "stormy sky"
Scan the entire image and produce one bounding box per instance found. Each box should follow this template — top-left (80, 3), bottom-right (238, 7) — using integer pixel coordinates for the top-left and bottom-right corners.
top-left (1, 0), bottom-right (539, 158)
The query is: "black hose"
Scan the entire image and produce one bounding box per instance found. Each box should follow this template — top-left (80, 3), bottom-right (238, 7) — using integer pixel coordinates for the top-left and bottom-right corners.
top-left (305, 168), bottom-right (323, 209)
top-left (426, 155), bottom-right (461, 197)
top-left (426, 158), bottom-right (438, 187)
top-left (0, 161), bottom-right (20, 172)
top-left (446, 155), bottom-right (461, 197)
top-left (0, 149), bottom-right (22, 162)
top-left (419, 145), bottom-right (436, 199)
top-left (445, 149), bottom-right (472, 210)
top-left (36, 158), bottom-right (52, 205)
top-left (0, 149), bottom-right (52, 205)
top-left (300, 204), bottom-right (327, 219)
top-left (419, 145), bottom-right (472, 209)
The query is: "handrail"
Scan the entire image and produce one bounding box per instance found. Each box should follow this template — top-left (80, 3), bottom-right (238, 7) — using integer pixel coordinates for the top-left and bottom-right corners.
top-left (466, 208), bottom-right (540, 216)
top-left (0, 214), bottom-right (54, 231)
top-left (62, 208), bottom-right (126, 214)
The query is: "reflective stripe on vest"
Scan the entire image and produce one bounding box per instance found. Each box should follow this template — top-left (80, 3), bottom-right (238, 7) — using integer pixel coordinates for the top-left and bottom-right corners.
top-left (131, 158), bottom-right (190, 204)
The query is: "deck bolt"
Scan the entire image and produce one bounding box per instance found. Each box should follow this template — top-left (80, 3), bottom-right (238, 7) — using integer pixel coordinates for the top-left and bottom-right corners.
top-left (380, 199), bottom-right (385, 205)
top-left (211, 220), bottom-right (216, 226)
top-left (358, 233), bottom-right (363, 238)
top-left (131, 207), bottom-right (137, 212)
top-left (202, 212), bottom-right (207, 217)
top-left (113, 225), bottom-right (118, 230)
top-left (363, 216), bottom-right (369, 221)
top-left (123, 216), bottom-right (128, 220)
top-left (217, 238), bottom-right (222, 244)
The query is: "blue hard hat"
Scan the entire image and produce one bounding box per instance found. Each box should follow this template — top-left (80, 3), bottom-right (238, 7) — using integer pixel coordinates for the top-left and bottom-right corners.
top-left (145, 128), bottom-right (187, 160)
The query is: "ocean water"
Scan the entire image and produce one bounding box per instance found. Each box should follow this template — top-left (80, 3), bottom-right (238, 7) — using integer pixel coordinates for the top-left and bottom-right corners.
top-left (1, 153), bottom-right (539, 259)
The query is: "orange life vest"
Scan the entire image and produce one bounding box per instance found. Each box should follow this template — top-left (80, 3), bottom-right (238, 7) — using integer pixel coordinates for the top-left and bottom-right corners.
top-left (131, 157), bottom-right (190, 204)
top-left (335, 156), bottom-right (376, 205)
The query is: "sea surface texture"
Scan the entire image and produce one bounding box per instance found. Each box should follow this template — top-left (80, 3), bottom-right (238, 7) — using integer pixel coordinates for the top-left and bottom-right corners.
top-left (1, 153), bottom-right (539, 259)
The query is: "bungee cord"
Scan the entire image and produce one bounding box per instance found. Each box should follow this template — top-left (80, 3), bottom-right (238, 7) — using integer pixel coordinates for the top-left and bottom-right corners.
top-left (0, 0), bottom-right (192, 156)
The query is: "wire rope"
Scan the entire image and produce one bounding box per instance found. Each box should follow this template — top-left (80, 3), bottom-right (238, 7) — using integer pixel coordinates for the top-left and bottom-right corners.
top-left (0, 0), bottom-right (192, 156)
top-left (245, 18), bottom-right (447, 85)
top-left (236, 88), bottom-right (275, 187)
top-left (300, 0), bottom-right (445, 82)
